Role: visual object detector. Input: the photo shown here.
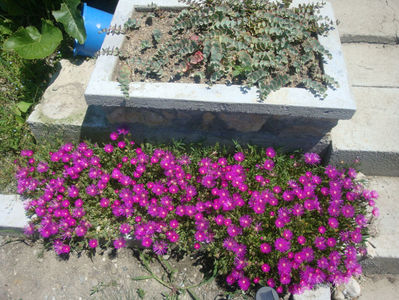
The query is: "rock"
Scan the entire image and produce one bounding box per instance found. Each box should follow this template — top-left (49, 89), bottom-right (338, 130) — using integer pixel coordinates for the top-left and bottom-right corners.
top-left (281, 293), bottom-right (291, 300)
top-left (343, 277), bottom-right (361, 299)
top-left (332, 289), bottom-right (345, 300)
top-left (293, 285), bottom-right (330, 300)
top-left (201, 112), bottom-right (215, 129)
top-left (218, 112), bottom-right (266, 133)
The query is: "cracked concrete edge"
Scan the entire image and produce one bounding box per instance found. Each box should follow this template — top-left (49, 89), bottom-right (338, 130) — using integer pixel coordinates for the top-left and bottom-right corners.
top-left (0, 194), bottom-right (29, 235)
top-left (361, 256), bottom-right (399, 275)
top-left (328, 147), bottom-right (399, 177)
top-left (340, 34), bottom-right (399, 45)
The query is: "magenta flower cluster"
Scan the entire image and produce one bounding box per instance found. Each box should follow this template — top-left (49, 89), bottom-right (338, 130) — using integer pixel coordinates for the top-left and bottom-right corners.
top-left (16, 131), bottom-right (378, 295)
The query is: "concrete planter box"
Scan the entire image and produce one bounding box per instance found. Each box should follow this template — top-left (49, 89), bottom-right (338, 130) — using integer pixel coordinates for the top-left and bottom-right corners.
top-left (84, 0), bottom-right (355, 153)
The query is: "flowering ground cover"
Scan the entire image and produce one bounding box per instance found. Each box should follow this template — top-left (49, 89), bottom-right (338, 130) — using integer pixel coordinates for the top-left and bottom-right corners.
top-left (15, 129), bottom-right (379, 296)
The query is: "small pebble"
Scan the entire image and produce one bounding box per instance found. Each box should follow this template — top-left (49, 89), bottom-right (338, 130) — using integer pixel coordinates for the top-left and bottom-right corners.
top-left (343, 277), bottom-right (361, 299)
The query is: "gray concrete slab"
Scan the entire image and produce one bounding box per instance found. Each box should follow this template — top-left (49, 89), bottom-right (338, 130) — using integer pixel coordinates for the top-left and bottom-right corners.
top-left (360, 176), bottom-right (399, 274)
top-left (329, 87), bottom-right (399, 176)
top-left (0, 194), bottom-right (28, 233)
top-left (359, 274), bottom-right (399, 300)
top-left (293, 285), bottom-right (330, 300)
top-left (27, 58), bottom-right (95, 143)
top-left (332, 0), bottom-right (399, 44)
top-left (342, 43), bottom-right (399, 88)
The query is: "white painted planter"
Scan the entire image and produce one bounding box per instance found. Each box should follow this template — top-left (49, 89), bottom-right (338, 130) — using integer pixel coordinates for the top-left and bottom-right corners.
top-left (84, 0), bottom-right (355, 153)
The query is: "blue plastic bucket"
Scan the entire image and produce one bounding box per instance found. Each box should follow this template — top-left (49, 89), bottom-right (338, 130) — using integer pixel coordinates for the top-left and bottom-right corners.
top-left (73, 3), bottom-right (113, 57)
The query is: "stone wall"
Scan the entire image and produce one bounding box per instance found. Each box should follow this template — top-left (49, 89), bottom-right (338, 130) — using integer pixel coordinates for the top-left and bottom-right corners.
top-left (81, 106), bottom-right (337, 153)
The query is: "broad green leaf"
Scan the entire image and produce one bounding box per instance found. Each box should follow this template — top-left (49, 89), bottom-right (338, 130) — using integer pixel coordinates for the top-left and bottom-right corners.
top-left (13, 106), bottom-right (21, 117)
top-left (15, 115), bottom-right (24, 124)
top-left (52, 0), bottom-right (86, 44)
top-left (0, 24), bottom-right (12, 35)
top-left (17, 101), bottom-right (32, 113)
top-left (3, 20), bottom-right (62, 59)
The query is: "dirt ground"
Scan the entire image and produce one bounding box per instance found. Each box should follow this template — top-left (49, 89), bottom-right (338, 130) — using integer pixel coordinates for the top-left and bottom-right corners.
top-left (358, 274), bottom-right (399, 300)
top-left (0, 234), bottom-right (241, 300)
top-left (2, 234), bottom-right (399, 300)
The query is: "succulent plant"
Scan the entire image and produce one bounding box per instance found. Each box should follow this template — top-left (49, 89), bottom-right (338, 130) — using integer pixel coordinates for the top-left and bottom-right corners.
top-left (123, 0), bottom-right (338, 100)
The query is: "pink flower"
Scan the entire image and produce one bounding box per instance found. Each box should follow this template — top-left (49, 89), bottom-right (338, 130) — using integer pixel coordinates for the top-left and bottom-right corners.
top-left (282, 229), bottom-right (293, 240)
top-left (68, 185), bottom-right (79, 198)
top-left (297, 236), bottom-right (306, 245)
top-left (169, 219), bottom-right (179, 229)
top-left (62, 244), bottom-right (70, 254)
top-left (304, 152), bottom-right (321, 165)
top-left (110, 132), bottom-right (118, 140)
top-left (120, 223), bottom-right (131, 234)
top-left (21, 149), bottom-right (34, 157)
top-left (265, 147), bottom-right (276, 158)
top-left (318, 226), bottom-right (326, 234)
top-left (278, 257), bottom-right (292, 274)
top-left (104, 144), bottom-right (114, 153)
top-left (113, 238), bottom-right (126, 249)
top-left (372, 207), bottom-right (380, 217)
top-left (341, 204), bottom-right (355, 218)
top-left (328, 217), bottom-right (339, 229)
top-left (234, 152), bottom-right (245, 162)
top-left (267, 278), bottom-right (275, 288)
top-left (260, 242), bottom-right (272, 253)
top-left (263, 159), bottom-right (275, 170)
top-left (118, 141), bottom-right (126, 149)
top-left (75, 226), bottom-right (87, 237)
top-left (86, 184), bottom-right (98, 196)
top-left (238, 276), bottom-right (250, 291)
top-left (153, 240), bottom-right (168, 255)
top-left (275, 238), bottom-right (291, 253)
top-left (327, 237), bottom-right (336, 247)
top-left (273, 185), bottom-right (282, 194)
top-left (226, 274), bottom-right (235, 285)
top-left (74, 199), bottom-right (83, 208)
top-left (89, 239), bottom-right (98, 248)
top-left (37, 162), bottom-right (49, 173)
top-left (142, 237), bottom-right (153, 248)
top-left (239, 215), bottom-right (252, 228)
top-left (227, 225), bottom-right (242, 237)
top-left (261, 263), bottom-right (270, 273)
top-left (100, 198), bottom-right (110, 208)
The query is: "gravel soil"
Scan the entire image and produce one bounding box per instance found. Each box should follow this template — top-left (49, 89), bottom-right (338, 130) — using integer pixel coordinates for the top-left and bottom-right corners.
top-left (0, 235), bottom-right (245, 300)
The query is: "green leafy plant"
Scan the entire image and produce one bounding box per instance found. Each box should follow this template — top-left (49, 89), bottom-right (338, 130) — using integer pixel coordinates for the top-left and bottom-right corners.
top-left (125, 18), bottom-right (141, 30)
top-left (16, 130), bottom-right (378, 296)
top-left (152, 28), bottom-right (162, 44)
top-left (1, 0), bottom-right (86, 59)
top-left (89, 280), bottom-right (119, 296)
top-left (120, 0), bottom-right (338, 100)
top-left (136, 288), bottom-right (146, 299)
top-left (117, 65), bottom-right (131, 99)
top-left (141, 39), bottom-right (151, 52)
top-left (132, 252), bottom-right (218, 300)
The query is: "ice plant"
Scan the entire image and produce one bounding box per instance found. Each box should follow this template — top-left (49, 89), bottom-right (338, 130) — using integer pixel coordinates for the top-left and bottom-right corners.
top-left (16, 130), bottom-right (378, 296)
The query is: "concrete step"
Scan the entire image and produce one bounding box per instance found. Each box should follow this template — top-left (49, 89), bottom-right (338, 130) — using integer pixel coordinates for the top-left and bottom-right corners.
top-left (332, 0), bottom-right (399, 44)
top-left (0, 194), bottom-right (28, 235)
top-left (343, 43), bottom-right (399, 88)
top-left (329, 43), bottom-right (399, 176)
top-left (27, 59), bottom-right (95, 143)
top-left (360, 176), bottom-right (399, 275)
top-left (329, 87), bottom-right (399, 176)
